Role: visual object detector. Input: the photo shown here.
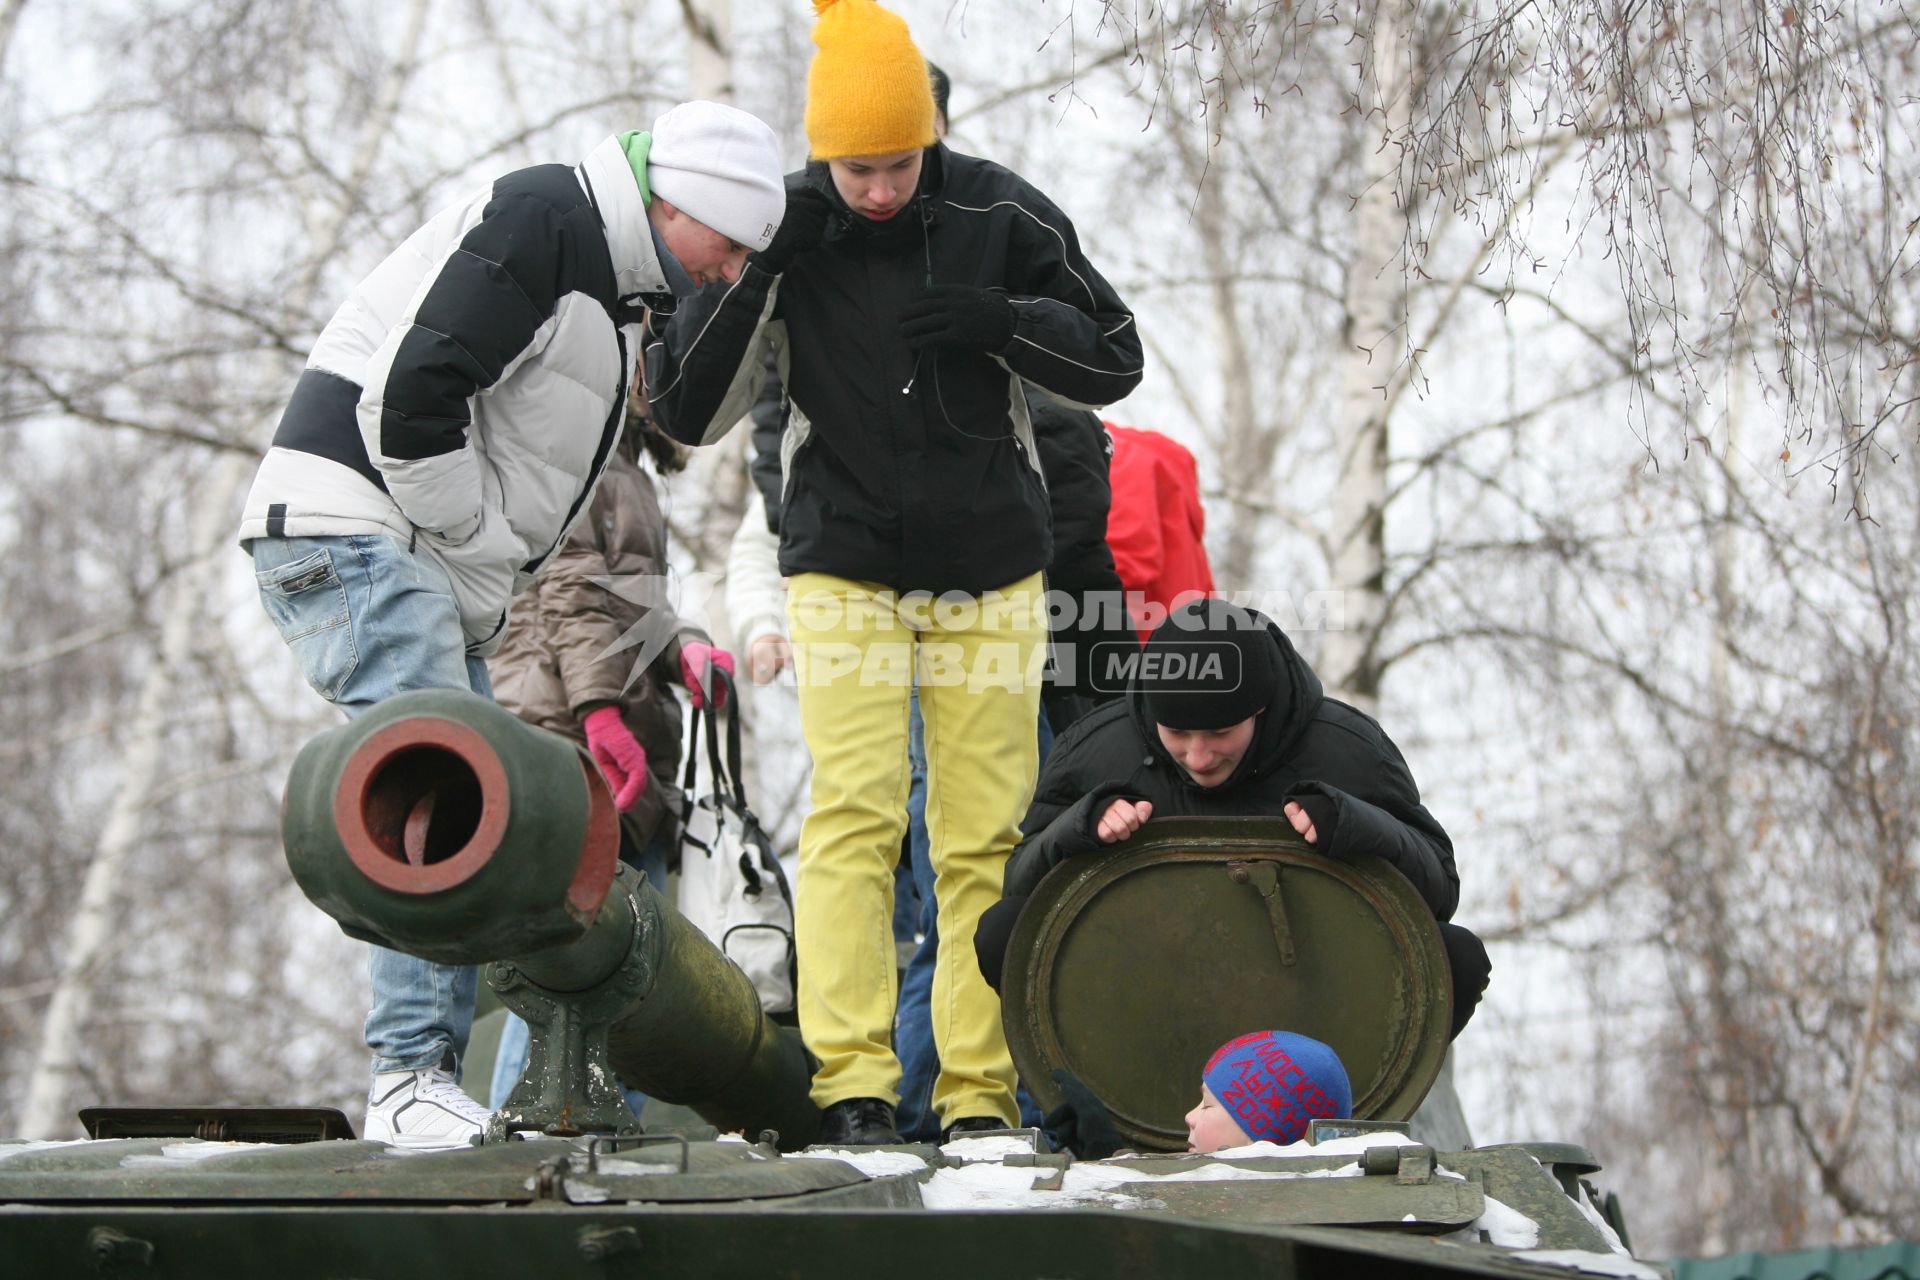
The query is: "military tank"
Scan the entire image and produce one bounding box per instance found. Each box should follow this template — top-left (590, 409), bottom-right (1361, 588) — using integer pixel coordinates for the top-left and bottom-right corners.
top-left (0, 691), bottom-right (1660, 1279)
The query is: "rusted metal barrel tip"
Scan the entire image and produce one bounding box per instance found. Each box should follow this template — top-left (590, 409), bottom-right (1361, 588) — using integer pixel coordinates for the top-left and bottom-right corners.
top-left (282, 688), bottom-right (620, 964)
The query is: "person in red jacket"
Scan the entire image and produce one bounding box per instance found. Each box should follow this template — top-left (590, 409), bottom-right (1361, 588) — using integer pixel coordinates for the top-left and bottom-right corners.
top-left (1104, 424), bottom-right (1216, 641)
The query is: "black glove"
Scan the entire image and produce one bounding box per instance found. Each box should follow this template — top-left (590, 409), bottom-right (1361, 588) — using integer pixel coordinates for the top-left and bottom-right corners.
top-left (1287, 791), bottom-right (1342, 856)
top-left (1068, 780), bottom-right (1149, 856)
top-left (1045, 1069), bottom-right (1124, 1160)
top-left (898, 284), bottom-right (1016, 352)
top-left (751, 187), bottom-right (833, 275)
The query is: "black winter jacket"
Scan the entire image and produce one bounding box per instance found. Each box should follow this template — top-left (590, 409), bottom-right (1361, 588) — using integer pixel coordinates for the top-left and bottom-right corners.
top-left (1024, 393), bottom-right (1137, 726)
top-left (1001, 616), bottom-right (1458, 919)
top-left (750, 372), bottom-right (1130, 730)
top-left (646, 144), bottom-right (1143, 595)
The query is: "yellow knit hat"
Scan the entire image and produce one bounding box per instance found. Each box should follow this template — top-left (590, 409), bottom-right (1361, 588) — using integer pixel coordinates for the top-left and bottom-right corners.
top-left (804, 0), bottom-right (937, 160)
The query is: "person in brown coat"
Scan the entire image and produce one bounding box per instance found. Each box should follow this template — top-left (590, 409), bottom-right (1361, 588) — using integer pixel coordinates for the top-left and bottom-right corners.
top-left (484, 387), bottom-right (734, 1109)
top-left (488, 396), bottom-right (726, 862)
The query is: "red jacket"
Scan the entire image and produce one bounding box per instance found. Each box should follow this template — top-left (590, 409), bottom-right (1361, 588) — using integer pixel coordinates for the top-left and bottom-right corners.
top-left (1103, 424), bottom-right (1215, 640)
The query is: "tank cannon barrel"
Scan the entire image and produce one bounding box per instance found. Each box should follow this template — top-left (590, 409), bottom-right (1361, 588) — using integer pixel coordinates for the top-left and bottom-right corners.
top-left (282, 689), bottom-right (820, 1149)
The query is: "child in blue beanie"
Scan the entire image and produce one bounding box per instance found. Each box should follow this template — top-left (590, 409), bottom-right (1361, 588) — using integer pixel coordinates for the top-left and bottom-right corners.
top-left (1186, 1030), bottom-right (1353, 1153)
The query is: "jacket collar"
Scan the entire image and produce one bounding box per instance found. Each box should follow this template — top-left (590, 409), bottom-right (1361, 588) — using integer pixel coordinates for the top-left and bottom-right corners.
top-left (578, 133), bottom-right (669, 301)
top-left (805, 142), bottom-right (951, 244)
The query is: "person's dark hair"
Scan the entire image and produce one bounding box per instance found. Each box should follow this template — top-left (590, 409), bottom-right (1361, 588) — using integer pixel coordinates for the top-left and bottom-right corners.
top-left (927, 61), bottom-right (951, 126)
top-left (638, 417), bottom-right (688, 474)
top-left (623, 384), bottom-right (688, 474)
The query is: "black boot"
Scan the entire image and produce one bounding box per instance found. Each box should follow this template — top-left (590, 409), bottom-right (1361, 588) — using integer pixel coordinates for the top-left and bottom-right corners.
top-left (941, 1116), bottom-right (1008, 1141)
top-left (818, 1097), bottom-right (902, 1146)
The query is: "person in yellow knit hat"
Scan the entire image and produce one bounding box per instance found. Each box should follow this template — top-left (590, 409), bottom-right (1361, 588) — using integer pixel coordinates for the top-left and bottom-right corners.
top-left (646, 0), bottom-right (1142, 1145)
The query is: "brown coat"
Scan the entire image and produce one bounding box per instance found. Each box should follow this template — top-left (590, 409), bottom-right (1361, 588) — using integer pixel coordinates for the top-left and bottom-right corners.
top-left (488, 447), bottom-right (698, 849)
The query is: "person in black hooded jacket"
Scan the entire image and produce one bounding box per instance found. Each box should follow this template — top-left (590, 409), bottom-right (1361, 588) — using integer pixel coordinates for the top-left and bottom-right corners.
top-left (979, 598), bottom-right (1490, 1040)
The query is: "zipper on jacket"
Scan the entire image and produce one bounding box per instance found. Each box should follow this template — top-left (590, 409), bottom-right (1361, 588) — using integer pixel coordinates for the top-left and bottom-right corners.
top-left (869, 236), bottom-right (910, 581)
top-left (526, 331), bottom-right (629, 575)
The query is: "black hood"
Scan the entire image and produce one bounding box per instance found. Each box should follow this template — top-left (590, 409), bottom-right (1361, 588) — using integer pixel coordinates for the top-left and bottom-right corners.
top-left (1125, 610), bottom-right (1324, 793)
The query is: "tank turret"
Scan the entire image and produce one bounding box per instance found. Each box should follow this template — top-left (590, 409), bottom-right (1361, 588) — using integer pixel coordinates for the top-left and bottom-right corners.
top-left (0, 730), bottom-right (1661, 1280)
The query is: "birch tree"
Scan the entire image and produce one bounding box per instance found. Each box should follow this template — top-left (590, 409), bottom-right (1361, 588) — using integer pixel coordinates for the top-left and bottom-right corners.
top-left (1077, 0), bottom-right (1919, 497)
top-left (14, 0), bottom-right (435, 1140)
top-left (3, 0), bottom-right (691, 1135)
top-left (1319, 0), bottom-right (1408, 711)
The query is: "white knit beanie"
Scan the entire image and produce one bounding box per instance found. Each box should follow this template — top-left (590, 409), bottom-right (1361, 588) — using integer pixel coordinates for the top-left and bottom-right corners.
top-left (648, 101), bottom-right (786, 252)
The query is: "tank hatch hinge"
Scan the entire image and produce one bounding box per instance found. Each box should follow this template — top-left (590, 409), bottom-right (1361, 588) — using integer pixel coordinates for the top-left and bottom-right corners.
top-left (1004, 1150), bottom-right (1072, 1191)
top-left (532, 1153), bottom-right (569, 1201)
top-left (1395, 1144), bottom-right (1436, 1184)
top-left (1360, 1142), bottom-right (1436, 1184)
top-left (1226, 860), bottom-right (1296, 966)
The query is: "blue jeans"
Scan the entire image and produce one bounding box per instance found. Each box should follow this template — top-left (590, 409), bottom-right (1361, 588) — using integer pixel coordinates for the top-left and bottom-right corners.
top-left (891, 862), bottom-right (921, 946)
top-left (894, 693), bottom-right (1053, 1140)
top-left (488, 839), bottom-right (670, 1111)
top-left (252, 533), bottom-right (490, 1080)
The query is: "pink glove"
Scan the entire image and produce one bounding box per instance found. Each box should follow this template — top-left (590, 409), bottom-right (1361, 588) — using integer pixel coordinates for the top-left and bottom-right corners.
top-left (679, 641), bottom-right (736, 709)
top-left (583, 705), bottom-right (647, 812)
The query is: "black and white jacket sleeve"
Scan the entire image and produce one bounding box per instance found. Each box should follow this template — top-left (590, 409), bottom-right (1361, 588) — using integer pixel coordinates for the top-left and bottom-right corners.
top-left (357, 191), bottom-right (580, 543)
top-left (748, 346), bottom-right (788, 532)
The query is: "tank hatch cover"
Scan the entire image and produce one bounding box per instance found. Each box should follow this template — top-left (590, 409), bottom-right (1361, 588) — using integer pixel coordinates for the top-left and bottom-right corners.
top-left (1002, 817), bottom-right (1451, 1152)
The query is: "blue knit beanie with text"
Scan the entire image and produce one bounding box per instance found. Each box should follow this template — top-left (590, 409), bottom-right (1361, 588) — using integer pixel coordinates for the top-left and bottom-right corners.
top-left (1202, 1030), bottom-right (1352, 1145)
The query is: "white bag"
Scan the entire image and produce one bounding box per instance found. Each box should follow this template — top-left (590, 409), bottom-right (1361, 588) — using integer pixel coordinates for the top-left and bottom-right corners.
top-left (676, 667), bottom-right (796, 1014)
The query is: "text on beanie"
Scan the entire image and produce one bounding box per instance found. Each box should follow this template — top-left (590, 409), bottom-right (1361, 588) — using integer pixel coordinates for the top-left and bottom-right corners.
top-left (1202, 1030), bottom-right (1353, 1145)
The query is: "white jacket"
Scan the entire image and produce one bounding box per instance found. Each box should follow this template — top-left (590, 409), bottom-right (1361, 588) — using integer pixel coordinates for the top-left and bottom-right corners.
top-left (725, 488), bottom-right (789, 652)
top-left (238, 135), bottom-right (666, 652)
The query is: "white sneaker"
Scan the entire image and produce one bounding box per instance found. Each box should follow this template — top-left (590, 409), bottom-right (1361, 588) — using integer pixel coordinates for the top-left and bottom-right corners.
top-left (364, 1066), bottom-right (491, 1150)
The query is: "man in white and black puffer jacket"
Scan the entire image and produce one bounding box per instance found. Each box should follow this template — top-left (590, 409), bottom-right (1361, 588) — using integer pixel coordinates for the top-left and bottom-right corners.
top-left (238, 101), bottom-right (785, 1151)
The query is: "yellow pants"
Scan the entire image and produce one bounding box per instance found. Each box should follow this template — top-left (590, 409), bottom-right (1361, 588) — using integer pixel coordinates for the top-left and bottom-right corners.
top-left (786, 572), bottom-right (1046, 1124)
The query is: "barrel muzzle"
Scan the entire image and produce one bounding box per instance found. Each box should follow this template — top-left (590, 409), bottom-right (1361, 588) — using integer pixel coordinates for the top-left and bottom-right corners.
top-left (282, 689), bottom-right (620, 963)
